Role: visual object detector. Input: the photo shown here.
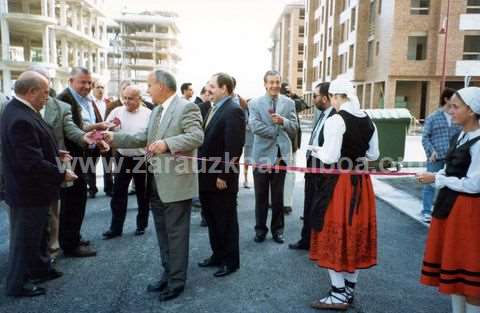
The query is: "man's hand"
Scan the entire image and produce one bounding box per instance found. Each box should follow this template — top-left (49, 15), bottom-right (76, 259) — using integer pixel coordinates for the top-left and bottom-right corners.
top-left (416, 172), bottom-right (436, 184)
top-left (147, 140), bottom-right (168, 155)
top-left (90, 121), bottom-right (116, 131)
top-left (64, 169), bottom-right (78, 182)
top-left (430, 151), bottom-right (438, 163)
top-left (97, 140), bottom-right (110, 153)
top-left (58, 150), bottom-right (73, 163)
top-left (216, 178), bottom-right (228, 190)
top-left (83, 132), bottom-right (97, 145)
top-left (102, 131), bottom-right (114, 144)
top-left (271, 113), bottom-right (284, 125)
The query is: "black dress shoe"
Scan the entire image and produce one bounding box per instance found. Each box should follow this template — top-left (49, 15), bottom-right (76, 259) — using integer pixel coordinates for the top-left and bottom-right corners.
top-left (198, 257), bottom-right (220, 268)
top-left (30, 269), bottom-right (63, 284)
top-left (89, 191), bottom-right (97, 199)
top-left (102, 230), bottom-right (122, 240)
top-left (254, 234), bottom-right (266, 243)
top-left (288, 241), bottom-right (309, 250)
top-left (283, 206), bottom-right (293, 215)
top-left (200, 218), bottom-right (208, 227)
top-left (214, 265), bottom-right (237, 277)
top-left (272, 234), bottom-right (284, 244)
top-left (13, 285), bottom-right (46, 297)
top-left (147, 280), bottom-right (168, 293)
top-left (79, 239), bottom-right (90, 246)
top-left (134, 229), bottom-right (145, 236)
top-left (158, 287), bottom-right (184, 302)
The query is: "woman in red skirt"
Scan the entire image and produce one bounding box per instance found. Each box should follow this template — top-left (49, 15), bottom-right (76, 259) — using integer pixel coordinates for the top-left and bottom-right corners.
top-left (308, 79), bottom-right (379, 310)
top-left (417, 87), bottom-right (480, 313)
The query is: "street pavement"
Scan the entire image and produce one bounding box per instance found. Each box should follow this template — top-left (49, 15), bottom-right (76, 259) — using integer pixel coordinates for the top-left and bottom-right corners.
top-left (0, 179), bottom-right (449, 313)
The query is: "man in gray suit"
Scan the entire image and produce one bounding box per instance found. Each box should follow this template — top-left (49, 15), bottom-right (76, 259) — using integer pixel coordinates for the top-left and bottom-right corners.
top-left (105, 69), bottom-right (203, 302)
top-left (249, 70), bottom-right (298, 244)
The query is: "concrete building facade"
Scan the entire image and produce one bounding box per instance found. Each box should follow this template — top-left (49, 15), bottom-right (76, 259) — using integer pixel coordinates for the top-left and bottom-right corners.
top-left (303, 0), bottom-right (480, 120)
top-left (0, 0), bottom-right (109, 95)
top-left (107, 11), bottom-right (181, 97)
top-left (270, 1), bottom-right (305, 95)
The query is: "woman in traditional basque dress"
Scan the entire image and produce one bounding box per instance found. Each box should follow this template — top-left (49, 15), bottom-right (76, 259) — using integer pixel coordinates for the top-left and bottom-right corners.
top-left (417, 87), bottom-right (480, 313)
top-left (308, 79), bottom-right (379, 311)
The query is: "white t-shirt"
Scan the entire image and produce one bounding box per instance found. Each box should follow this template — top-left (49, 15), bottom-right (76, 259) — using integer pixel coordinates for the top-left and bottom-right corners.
top-left (106, 105), bottom-right (152, 156)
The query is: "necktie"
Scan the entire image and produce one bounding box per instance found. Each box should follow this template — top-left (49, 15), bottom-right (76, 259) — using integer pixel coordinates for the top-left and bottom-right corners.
top-left (204, 104), bottom-right (218, 128)
top-left (271, 97), bottom-right (277, 113)
top-left (306, 111), bottom-right (325, 158)
top-left (149, 106), bottom-right (164, 144)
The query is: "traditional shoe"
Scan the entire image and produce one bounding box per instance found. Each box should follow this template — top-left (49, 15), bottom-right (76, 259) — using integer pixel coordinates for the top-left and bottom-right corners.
top-left (310, 286), bottom-right (350, 311)
top-left (288, 240), bottom-right (309, 250)
top-left (345, 280), bottom-right (356, 304)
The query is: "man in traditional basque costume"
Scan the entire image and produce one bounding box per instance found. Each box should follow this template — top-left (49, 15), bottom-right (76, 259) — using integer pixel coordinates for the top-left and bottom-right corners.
top-left (417, 86), bottom-right (480, 313)
top-left (307, 79), bottom-right (379, 310)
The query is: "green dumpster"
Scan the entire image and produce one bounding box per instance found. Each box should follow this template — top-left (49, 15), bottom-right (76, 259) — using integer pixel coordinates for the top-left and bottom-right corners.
top-left (365, 109), bottom-right (413, 170)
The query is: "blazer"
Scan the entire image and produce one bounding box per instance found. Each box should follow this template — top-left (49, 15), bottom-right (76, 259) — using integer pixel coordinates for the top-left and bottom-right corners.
top-left (113, 95), bottom-right (204, 203)
top-left (198, 96), bottom-right (245, 193)
top-left (194, 97), bottom-right (211, 122)
top-left (249, 94), bottom-right (298, 166)
top-left (0, 94), bottom-right (8, 200)
top-left (1, 98), bottom-right (64, 207)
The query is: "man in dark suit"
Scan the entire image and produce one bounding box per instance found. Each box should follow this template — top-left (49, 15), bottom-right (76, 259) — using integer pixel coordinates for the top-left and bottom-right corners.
top-left (194, 86), bottom-right (212, 122)
top-left (289, 82), bottom-right (336, 250)
top-left (1, 71), bottom-right (77, 297)
top-left (197, 73), bottom-right (245, 277)
top-left (57, 67), bottom-right (109, 258)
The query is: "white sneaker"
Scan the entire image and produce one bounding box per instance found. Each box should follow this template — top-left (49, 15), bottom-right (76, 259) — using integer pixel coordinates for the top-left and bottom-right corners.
top-left (421, 213), bottom-right (432, 223)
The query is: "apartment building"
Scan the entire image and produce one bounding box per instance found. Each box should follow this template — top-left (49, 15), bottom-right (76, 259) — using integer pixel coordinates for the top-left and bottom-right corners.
top-left (303, 0), bottom-right (480, 120)
top-left (0, 0), bottom-right (109, 95)
top-left (270, 1), bottom-right (305, 95)
top-left (107, 11), bottom-right (181, 96)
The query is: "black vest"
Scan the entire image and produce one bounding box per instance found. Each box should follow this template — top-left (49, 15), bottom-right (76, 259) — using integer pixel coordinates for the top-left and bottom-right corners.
top-left (310, 110), bottom-right (375, 231)
top-left (432, 133), bottom-right (480, 219)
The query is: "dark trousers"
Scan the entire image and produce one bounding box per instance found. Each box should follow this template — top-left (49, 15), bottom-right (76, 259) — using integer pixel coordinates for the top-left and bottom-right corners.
top-left (253, 168), bottom-right (286, 236)
top-left (200, 191), bottom-right (240, 269)
top-left (150, 182), bottom-right (191, 290)
top-left (300, 173), bottom-right (315, 245)
top-left (59, 170), bottom-right (87, 252)
top-left (110, 153), bottom-right (149, 233)
top-left (6, 204), bottom-right (50, 295)
top-left (86, 153), bottom-right (114, 194)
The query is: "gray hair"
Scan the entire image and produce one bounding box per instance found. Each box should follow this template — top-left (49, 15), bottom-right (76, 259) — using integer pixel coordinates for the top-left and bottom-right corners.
top-left (123, 85), bottom-right (141, 97)
top-left (153, 69), bottom-right (177, 92)
top-left (70, 66), bottom-right (90, 77)
top-left (14, 71), bottom-right (48, 95)
top-left (27, 65), bottom-right (50, 80)
top-left (263, 70), bottom-right (281, 83)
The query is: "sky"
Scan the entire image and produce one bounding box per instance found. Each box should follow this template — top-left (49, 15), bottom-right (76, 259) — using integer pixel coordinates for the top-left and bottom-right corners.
top-left (104, 0), bottom-right (295, 99)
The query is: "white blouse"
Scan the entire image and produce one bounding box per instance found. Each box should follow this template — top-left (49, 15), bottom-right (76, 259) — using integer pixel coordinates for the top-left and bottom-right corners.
top-left (312, 101), bottom-right (380, 164)
top-left (435, 128), bottom-right (480, 194)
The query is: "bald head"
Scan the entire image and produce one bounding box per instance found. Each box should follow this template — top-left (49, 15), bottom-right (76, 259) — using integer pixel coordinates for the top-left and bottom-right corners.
top-left (122, 85), bottom-right (142, 112)
top-left (14, 71), bottom-right (50, 111)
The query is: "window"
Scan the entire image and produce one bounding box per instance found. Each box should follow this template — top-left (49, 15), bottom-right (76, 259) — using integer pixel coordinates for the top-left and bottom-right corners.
top-left (297, 78), bottom-right (303, 89)
top-left (321, 6), bottom-right (325, 24)
top-left (297, 60), bottom-right (304, 72)
top-left (327, 57), bottom-right (331, 76)
top-left (330, 0), bottom-right (334, 16)
top-left (407, 36), bottom-right (428, 60)
top-left (328, 27), bottom-right (332, 46)
top-left (378, 0), bottom-right (382, 14)
top-left (349, 44), bottom-right (354, 68)
top-left (299, 25), bottom-right (305, 37)
top-left (298, 43), bottom-right (304, 55)
top-left (376, 41), bottom-right (380, 56)
top-left (351, 7), bottom-right (356, 32)
top-left (467, 0), bottom-right (480, 13)
top-left (340, 23), bottom-right (346, 42)
top-left (320, 34), bottom-right (324, 51)
top-left (319, 61), bottom-right (323, 79)
top-left (300, 8), bottom-right (305, 19)
top-left (411, 0), bottom-right (429, 15)
top-left (314, 42), bottom-right (319, 57)
top-left (367, 40), bottom-right (374, 67)
top-left (463, 35), bottom-right (480, 60)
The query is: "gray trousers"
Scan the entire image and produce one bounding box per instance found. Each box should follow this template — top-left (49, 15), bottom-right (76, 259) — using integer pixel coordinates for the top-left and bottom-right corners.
top-left (150, 183), bottom-right (192, 290)
top-left (6, 204), bottom-right (50, 295)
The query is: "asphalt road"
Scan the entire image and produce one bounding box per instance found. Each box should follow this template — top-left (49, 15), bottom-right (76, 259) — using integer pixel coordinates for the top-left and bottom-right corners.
top-left (0, 181), bottom-right (450, 313)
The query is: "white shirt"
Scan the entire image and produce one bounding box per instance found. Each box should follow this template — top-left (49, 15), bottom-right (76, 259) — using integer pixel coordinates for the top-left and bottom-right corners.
top-left (312, 101), bottom-right (380, 164)
top-left (159, 94), bottom-right (175, 125)
top-left (94, 98), bottom-right (107, 120)
top-left (311, 106), bottom-right (334, 147)
top-left (435, 128), bottom-right (480, 193)
top-left (106, 105), bottom-right (152, 156)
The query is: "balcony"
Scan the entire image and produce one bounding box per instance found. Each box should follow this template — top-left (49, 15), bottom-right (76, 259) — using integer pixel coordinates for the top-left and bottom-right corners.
top-left (456, 60), bottom-right (480, 76)
top-left (459, 14), bottom-right (480, 31)
top-left (5, 13), bottom-right (57, 29)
